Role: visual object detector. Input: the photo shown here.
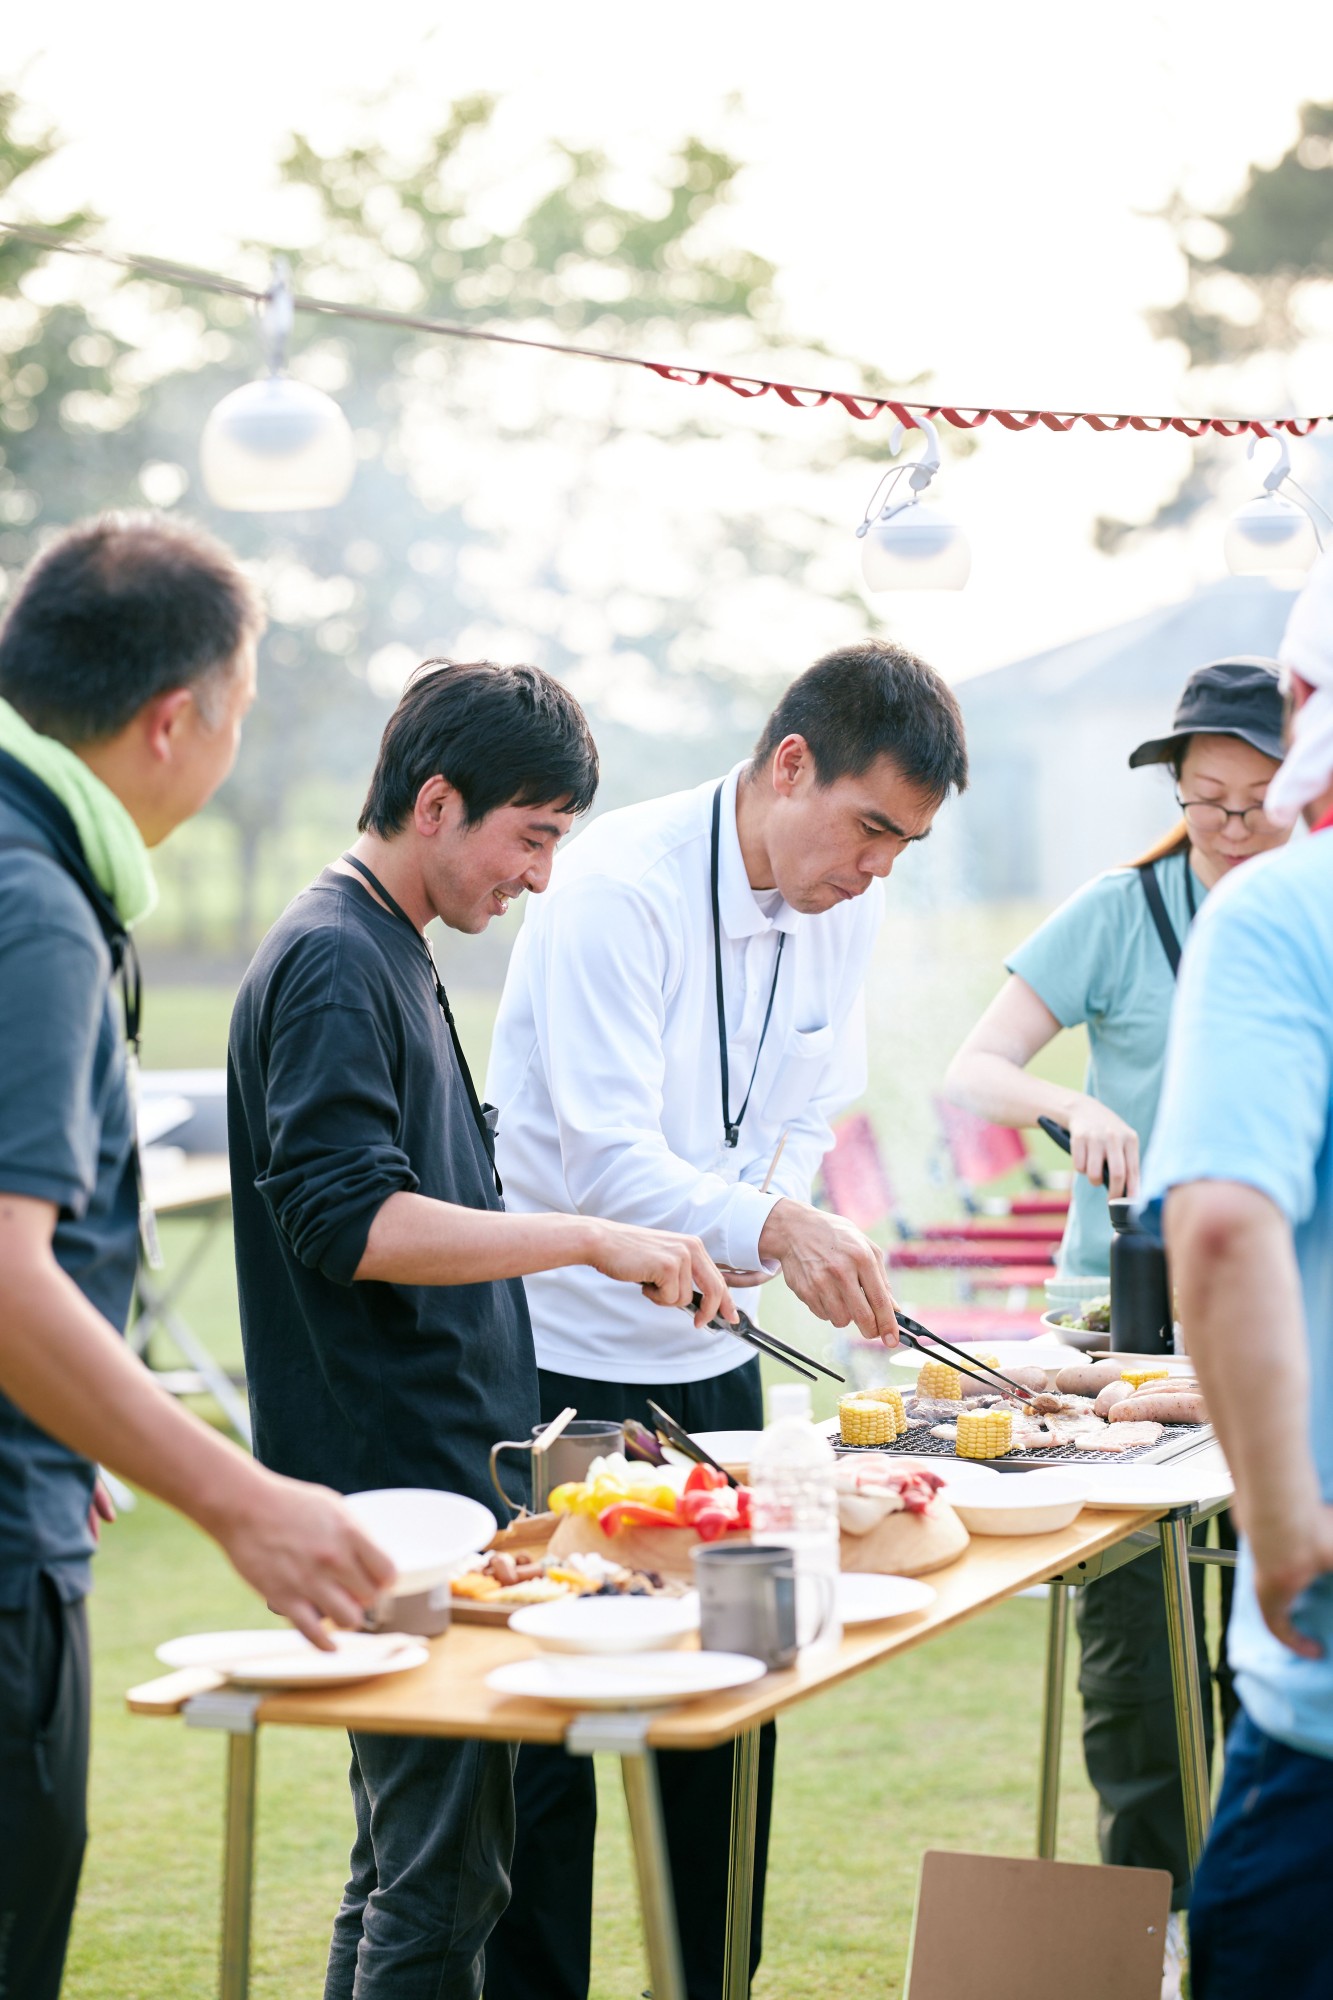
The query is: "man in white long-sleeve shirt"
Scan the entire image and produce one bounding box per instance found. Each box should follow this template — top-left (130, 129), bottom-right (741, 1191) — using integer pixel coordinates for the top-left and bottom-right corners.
top-left (484, 640), bottom-right (968, 2000)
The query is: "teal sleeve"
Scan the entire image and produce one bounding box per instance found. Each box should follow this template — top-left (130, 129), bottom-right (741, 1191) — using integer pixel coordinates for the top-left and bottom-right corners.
top-left (1005, 873), bottom-right (1129, 1030)
top-left (1145, 871), bottom-right (1333, 1226)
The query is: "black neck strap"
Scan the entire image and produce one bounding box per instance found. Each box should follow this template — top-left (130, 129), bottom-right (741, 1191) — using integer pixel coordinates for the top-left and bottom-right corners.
top-left (1137, 849), bottom-right (1198, 981)
top-left (339, 852), bottom-right (501, 1195)
top-left (709, 781), bottom-right (786, 1150)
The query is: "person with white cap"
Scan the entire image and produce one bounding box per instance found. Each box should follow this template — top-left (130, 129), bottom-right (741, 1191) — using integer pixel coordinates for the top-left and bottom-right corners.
top-left (1145, 552), bottom-right (1333, 1998)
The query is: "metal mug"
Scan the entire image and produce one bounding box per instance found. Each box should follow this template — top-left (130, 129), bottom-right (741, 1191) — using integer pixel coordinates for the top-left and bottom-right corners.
top-left (692, 1544), bottom-right (802, 1670)
top-left (489, 1418), bottom-right (624, 1514)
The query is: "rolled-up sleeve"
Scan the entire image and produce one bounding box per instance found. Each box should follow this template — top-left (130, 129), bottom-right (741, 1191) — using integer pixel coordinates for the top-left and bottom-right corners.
top-left (253, 1002), bottom-right (419, 1284)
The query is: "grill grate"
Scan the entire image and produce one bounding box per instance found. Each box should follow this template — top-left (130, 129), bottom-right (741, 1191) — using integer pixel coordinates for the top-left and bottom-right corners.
top-left (834, 1420), bottom-right (1211, 1468)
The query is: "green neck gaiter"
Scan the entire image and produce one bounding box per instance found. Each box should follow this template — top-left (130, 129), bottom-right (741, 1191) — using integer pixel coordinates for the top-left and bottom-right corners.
top-left (0, 697), bottom-right (157, 927)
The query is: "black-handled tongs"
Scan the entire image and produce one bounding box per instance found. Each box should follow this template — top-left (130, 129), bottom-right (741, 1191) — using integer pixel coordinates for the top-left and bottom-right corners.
top-left (646, 1399), bottom-right (741, 1489)
top-left (894, 1309), bottom-right (1039, 1404)
top-left (687, 1294), bottom-right (845, 1385)
top-left (1037, 1115), bottom-right (1110, 1189)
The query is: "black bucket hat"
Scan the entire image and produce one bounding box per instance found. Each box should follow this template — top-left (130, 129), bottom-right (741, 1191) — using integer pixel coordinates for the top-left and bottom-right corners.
top-left (1128, 656), bottom-right (1286, 769)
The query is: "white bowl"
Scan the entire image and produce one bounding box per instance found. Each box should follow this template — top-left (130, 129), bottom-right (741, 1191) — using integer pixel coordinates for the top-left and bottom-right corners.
top-left (344, 1488), bottom-right (498, 1595)
top-left (949, 1475), bottom-right (1086, 1537)
top-left (508, 1592), bottom-right (701, 1655)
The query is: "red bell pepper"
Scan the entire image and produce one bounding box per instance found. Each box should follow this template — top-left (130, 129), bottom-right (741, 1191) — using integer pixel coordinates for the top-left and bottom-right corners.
top-left (684, 1461), bottom-right (728, 1494)
top-left (596, 1501), bottom-right (680, 1537)
top-left (734, 1486), bottom-right (753, 1528)
top-left (689, 1504), bottom-right (733, 1542)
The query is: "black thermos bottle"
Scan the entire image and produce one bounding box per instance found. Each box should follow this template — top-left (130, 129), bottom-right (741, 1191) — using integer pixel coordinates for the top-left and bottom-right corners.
top-left (1108, 1199), bottom-right (1173, 1354)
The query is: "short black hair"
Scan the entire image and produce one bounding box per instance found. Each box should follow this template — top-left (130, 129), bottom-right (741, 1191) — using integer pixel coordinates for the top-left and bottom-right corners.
top-left (0, 511), bottom-right (263, 745)
top-left (358, 659), bottom-right (600, 836)
top-left (751, 639), bottom-right (968, 800)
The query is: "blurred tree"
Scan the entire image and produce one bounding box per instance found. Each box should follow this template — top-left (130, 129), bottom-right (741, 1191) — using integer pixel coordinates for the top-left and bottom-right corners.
top-left (1096, 99), bottom-right (1333, 551)
top-left (3, 89), bottom-right (931, 955)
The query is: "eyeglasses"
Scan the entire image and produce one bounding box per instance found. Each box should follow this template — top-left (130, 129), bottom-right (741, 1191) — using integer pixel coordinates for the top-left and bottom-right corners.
top-left (1175, 792), bottom-right (1273, 835)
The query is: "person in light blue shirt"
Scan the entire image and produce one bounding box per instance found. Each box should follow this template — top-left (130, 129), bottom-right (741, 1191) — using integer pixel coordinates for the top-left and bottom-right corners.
top-left (945, 660), bottom-right (1290, 1973)
top-left (1148, 557), bottom-right (1333, 2000)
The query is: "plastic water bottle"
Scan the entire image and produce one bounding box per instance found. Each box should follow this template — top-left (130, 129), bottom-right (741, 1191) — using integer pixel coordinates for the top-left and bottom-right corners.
top-left (749, 1381), bottom-right (843, 1661)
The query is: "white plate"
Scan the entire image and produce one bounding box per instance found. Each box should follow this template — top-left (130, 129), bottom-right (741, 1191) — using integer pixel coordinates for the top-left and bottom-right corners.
top-left (156, 1629), bottom-right (430, 1687)
top-left (689, 1430), bottom-right (763, 1471)
top-left (508, 1593), bottom-right (701, 1655)
top-left (486, 1649), bottom-right (767, 1709)
top-left (949, 1475), bottom-right (1086, 1536)
top-left (344, 1488), bottom-right (498, 1594)
top-left (1074, 1464), bottom-right (1233, 1511)
top-left (837, 1574), bottom-right (936, 1625)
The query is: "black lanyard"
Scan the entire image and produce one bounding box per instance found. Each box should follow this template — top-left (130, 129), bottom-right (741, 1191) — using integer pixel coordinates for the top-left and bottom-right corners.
top-left (1137, 849), bottom-right (1198, 981)
top-left (339, 852), bottom-right (502, 1196)
top-left (710, 781), bottom-right (786, 1150)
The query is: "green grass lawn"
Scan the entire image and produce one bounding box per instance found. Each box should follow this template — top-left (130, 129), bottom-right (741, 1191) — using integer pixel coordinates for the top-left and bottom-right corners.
top-left (67, 905), bottom-right (1110, 1997)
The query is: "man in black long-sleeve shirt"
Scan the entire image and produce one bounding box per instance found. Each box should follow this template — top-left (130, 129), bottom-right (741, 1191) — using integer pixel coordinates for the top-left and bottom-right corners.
top-left (228, 660), bottom-right (733, 2000)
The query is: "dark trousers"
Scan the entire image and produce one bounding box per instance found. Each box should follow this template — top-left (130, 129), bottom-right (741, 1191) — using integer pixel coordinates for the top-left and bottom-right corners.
top-left (325, 1731), bottom-right (517, 2000)
top-left (1190, 1708), bottom-right (1333, 2000)
top-left (1075, 1512), bottom-right (1236, 1908)
top-left (485, 1359), bottom-right (776, 2000)
top-left (0, 1574), bottom-right (90, 2000)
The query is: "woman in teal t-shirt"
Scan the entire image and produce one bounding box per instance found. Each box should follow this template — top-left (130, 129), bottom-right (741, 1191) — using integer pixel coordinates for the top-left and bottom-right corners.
top-left (945, 656), bottom-right (1289, 1992)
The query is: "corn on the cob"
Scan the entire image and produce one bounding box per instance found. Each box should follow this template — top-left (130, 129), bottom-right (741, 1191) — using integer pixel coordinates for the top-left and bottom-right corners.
top-left (917, 1359), bottom-right (964, 1402)
top-left (1120, 1368), bottom-right (1171, 1390)
top-left (860, 1384), bottom-right (907, 1435)
top-left (955, 1408), bottom-right (1014, 1460)
top-left (838, 1395), bottom-right (894, 1446)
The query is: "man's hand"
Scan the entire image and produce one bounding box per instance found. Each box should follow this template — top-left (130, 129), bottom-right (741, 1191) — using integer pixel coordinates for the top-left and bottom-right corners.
top-left (758, 1200), bottom-right (899, 1343)
top-left (212, 1472), bottom-right (398, 1649)
top-left (1067, 1096), bottom-right (1140, 1199)
top-left (1246, 1504), bottom-right (1333, 1659)
top-left (586, 1222), bottom-right (736, 1328)
top-left (87, 1476), bottom-right (116, 1545)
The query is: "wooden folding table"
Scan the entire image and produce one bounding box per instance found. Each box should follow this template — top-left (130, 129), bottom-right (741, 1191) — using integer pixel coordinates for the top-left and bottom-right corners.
top-left (128, 1459), bottom-right (1232, 2000)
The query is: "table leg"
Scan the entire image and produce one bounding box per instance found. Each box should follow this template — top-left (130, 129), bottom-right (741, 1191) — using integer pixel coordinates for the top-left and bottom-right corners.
top-left (220, 1729), bottom-right (258, 2000)
top-left (1036, 1581), bottom-right (1069, 1859)
top-left (1159, 1514), bottom-right (1212, 1874)
top-left (621, 1747), bottom-right (687, 2000)
top-left (723, 1727), bottom-right (761, 2000)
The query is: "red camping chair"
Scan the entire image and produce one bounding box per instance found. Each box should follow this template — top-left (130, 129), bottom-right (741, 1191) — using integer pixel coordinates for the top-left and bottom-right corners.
top-left (933, 1098), bottom-right (1071, 1218)
top-left (818, 1114), bottom-right (1056, 1304)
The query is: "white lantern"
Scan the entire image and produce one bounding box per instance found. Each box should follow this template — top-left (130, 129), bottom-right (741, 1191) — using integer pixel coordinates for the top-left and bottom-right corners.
top-left (200, 256), bottom-right (356, 513)
top-left (1224, 434), bottom-right (1324, 577)
top-left (1223, 491), bottom-right (1320, 576)
top-left (856, 416), bottom-right (970, 592)
top-left (201, 376), bottom-right (356, 512)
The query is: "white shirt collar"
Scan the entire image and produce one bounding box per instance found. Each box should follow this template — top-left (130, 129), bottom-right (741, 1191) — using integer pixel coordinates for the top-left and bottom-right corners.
top-left (715, 762), bottom-right (802, 939)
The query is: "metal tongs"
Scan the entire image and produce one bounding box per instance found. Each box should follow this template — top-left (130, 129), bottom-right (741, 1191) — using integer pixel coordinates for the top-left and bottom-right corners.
top-left (646, 1398), bottom-right (741, 1489)
top-left (894, 1310), bottom-right (1039, 1404)
top-left (687, 1294), bottom-right (845, 1385)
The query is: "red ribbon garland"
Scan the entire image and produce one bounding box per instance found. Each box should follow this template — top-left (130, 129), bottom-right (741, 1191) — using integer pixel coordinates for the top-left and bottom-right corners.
top-left (643, 363), bottom-right (1326, 440)
top-left (0, 221), bottom-right (1324, 444)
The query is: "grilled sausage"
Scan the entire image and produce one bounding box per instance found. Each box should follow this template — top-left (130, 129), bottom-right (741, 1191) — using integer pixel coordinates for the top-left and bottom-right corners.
top-left (1094, 1379), bottom-right (1134, 1418)
top-left (1054, 1362), bottom-right (1124, 1398)
top-left (1110, 1390), bottom-right (1207, 1426)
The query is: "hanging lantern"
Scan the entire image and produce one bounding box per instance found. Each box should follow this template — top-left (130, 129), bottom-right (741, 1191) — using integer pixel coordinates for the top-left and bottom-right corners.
top-left (855, 416), bottom-right (971, 591)
top-left (1224, 435), bottom-right (1323, 576)
top-left (201, 258), bottom-right (356, 512)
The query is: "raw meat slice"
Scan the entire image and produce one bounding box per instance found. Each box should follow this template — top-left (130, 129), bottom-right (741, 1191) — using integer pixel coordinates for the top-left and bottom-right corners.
top-left (1075, 1421), bottom-right (1164, 1452)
